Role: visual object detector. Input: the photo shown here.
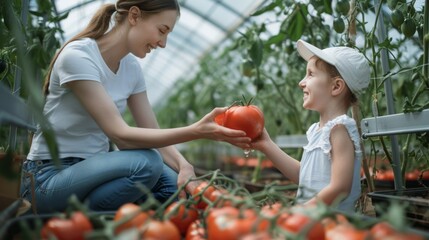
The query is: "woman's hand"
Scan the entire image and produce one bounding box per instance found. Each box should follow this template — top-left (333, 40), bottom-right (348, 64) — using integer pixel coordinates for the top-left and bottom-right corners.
top-left (193, 107), bottom-right (251, 149)
top-left (176, 165), bottom-right (199, 199)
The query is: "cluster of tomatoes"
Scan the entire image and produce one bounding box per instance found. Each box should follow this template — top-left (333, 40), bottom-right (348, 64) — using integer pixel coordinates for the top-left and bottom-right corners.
top-left (39, 180), bottom-right (426, 240)
top-left (374, 169), bottom-right (429, 181)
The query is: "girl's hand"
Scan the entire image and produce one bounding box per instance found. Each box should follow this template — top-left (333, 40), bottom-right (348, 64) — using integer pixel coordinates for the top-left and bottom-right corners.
top-left (249, 128), bottom-right (273, 151)
top-left (193, 107), bottom-right (251, 149)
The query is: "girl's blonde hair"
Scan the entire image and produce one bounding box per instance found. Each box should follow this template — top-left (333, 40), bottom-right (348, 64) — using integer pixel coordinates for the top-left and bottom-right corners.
top-left (42, 0), bottom-right (180, 96)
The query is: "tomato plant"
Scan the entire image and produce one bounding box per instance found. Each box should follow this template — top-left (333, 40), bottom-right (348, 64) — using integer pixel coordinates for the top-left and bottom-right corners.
top-left (165, 201), bottom-right (199, 236)
top-left (215, 97), bottom-right (264, 140)
top-left (141, 219), bottom-right (181, 240)
top-left (41, 212), bottom-right (92, 240)
top-left (113, 203), bottom-right (149, 234)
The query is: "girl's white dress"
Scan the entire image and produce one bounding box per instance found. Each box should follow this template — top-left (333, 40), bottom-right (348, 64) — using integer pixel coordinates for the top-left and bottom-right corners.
top-left (296, 114), bottom-right (362, 212)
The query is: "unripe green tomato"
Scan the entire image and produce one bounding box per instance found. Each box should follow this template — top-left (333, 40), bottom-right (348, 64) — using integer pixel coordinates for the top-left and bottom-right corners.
top-left (333, 17), bottom-right (346, 33)
top-left (336, 0), bottom-right (350, 16)
top-left (240, 60), bottom-right (254, 77)
top-left (401, 18), bottom-right (416, 38)
top-left (390, 9), bottom-right (404, 28)
top-left (387, 0), bottom-right (398, 10)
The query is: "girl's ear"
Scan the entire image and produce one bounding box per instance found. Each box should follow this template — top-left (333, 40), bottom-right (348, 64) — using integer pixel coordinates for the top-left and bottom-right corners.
top-left (331, 77), bottom-right (346, 97)
top-left (128, 6), bottom-right (141, 26)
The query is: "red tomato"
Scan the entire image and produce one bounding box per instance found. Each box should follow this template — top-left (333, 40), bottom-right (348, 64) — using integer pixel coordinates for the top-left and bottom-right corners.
top-left (375, 171), bottom-right (387, 181)
top-left (186, 220), bottom-right (206, 240)
top-left (209, 188), bottom-right (244, 208)
top-left (240, 232), bottom-right (273, 240)
top-left (379, 233), bottom-right (424, 240)
top-left (206, 206), bottom-right (268, 240)
top-left (41, 212), bottom-right (92, 240)
top-left (405, 170), bottom-right (419, 181)
top-left (114, 203), bottom-right (149, 234)
top-left (421, 170), bottom-right (429, 180)
top-left (279, 213), bottom-right (325, 240)
top-left (260, 202), bottom-right (282, 219)
top-left (326, 224), bottom-right (370, 240)
top-left (370, 222), bottom-right (396, 239)
top-left (142, 219), bottom-right (181, 240)
top-left (192, 181), bottom-right (217, 209)
top-left (384, 170), bottom-right (395, 181)
top-left (165, 201), bottom-right (199, 236)
top-left (215, 104), bottom-right (264, 140)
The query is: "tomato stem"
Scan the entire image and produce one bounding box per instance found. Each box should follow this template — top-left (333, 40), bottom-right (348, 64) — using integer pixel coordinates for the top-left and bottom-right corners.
top-left (241, 95), bottom-right (255, 106)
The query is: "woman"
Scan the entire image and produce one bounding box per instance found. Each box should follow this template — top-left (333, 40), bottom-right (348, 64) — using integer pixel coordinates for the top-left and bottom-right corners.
top-left (20, 0), bottom-right (251, 213)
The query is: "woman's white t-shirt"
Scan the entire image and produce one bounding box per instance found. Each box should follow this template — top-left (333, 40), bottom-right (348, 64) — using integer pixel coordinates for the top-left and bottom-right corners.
top-left (296, 114), bottom-right (362, 212)
top-left (28, 38), bottom-right (146, 160)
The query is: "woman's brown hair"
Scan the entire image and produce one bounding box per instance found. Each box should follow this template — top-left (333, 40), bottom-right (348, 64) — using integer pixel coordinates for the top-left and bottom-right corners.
top-left (42, 0), bottom-right (180, 96)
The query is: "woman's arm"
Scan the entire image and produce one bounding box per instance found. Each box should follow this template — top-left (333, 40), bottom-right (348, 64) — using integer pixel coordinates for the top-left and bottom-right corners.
top-left (65, 80), bottom-right (251, 150)
top-left (127, 91), bottom-right (199, 195)
top-left (305, 124), bottom-right (355, 206)
top-left (127, 91), bottom-right (192, 172)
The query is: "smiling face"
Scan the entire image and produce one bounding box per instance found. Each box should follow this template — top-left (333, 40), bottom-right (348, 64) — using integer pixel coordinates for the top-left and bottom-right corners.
top-left (298, 57), bottom-right (334, 112)
top-left (127, 7), bottom-right (178, 58)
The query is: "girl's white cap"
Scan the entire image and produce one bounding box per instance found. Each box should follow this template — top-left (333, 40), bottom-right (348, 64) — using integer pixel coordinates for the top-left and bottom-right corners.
top-left (296, 39), bottom-right (370, 96)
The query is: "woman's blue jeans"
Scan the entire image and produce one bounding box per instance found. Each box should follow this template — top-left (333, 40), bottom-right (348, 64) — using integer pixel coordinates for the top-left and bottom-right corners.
top-left (20, 149), bottom-right (178, 213)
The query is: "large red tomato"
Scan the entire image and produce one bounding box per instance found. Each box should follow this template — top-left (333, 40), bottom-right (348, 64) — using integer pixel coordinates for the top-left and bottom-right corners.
top-left (165, 201), bottom-right (199, 236)
top-left (41, 212), bottom-right (93, 240)
top-left (113, 203), bottom-right (149, 234)
top-left (215, 104), bottom-right (264, 140)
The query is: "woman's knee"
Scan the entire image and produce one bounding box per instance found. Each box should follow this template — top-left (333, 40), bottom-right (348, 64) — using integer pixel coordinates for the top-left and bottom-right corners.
top-left (132, 149), bottom-right (164, 178)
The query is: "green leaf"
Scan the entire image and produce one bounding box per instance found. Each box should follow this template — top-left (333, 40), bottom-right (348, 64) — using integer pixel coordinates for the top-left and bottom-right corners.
top-left (43, 29), bottom-right (58, 51)
top-left (286, 4), bottom-right (308, 41)
top-left (266, 33), bottom-right (287, 46)
top-left (310, 0), bottom-right (333, 15)
top-left (36, 0), bottom-right (52, 13)
top-left (248, 37), bottom-right (263, 67)
top-left (252, 0), bottom-right (282, 16)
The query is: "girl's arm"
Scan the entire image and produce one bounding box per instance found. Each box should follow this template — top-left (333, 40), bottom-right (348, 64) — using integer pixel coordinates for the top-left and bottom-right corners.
top-left (65, 80), bottom-right (251, 150)
top-left (251, 129), bottom-right (301, 183)
top-left (305, 124), bottom-right (355, 206)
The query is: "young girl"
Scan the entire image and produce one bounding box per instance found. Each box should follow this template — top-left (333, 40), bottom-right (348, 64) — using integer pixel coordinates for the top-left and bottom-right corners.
top-left (20, 0), bottom-right (251, 214)
top-left (251, 39), bottom-right (370, 212)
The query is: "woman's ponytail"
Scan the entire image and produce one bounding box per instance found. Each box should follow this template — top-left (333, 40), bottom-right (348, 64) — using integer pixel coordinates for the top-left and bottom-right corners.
top-left (42, 4), bottom-right (116, 96)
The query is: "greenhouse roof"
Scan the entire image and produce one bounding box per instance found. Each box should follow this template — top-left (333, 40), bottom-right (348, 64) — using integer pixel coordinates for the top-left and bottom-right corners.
top-left (51, 0), bottom-right (266, 106)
